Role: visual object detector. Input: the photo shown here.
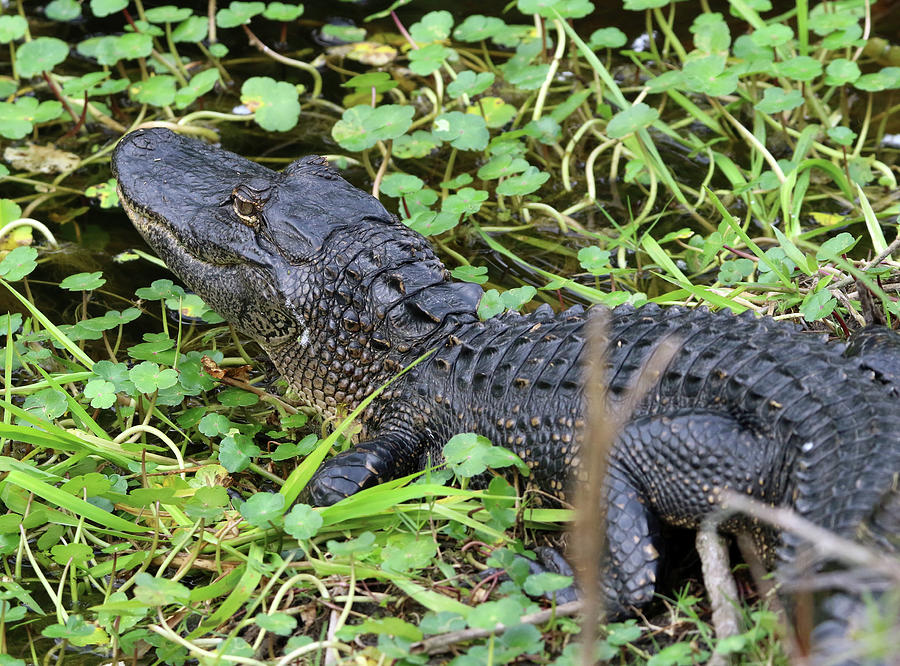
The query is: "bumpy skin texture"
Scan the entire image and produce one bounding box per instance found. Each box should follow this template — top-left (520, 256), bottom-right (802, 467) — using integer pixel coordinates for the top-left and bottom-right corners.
top-left (113, 129), bottom-right (900, 653)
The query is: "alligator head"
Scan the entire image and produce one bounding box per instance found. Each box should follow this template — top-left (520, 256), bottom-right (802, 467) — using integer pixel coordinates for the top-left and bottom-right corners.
top-left (112, 128), bottom-right (482, 413)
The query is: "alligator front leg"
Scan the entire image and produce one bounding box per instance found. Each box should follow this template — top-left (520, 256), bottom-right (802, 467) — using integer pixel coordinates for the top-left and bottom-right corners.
top-left (307, 430), bottom-right (427, 506)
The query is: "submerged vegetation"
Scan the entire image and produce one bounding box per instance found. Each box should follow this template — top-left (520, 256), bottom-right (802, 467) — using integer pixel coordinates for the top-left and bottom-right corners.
top-left (0, 0), bottom-right (897, 662)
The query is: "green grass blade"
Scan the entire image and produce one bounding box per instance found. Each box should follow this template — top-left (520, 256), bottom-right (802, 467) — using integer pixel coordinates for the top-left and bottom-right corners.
top-left (3, 469), bottom-right (144, 533)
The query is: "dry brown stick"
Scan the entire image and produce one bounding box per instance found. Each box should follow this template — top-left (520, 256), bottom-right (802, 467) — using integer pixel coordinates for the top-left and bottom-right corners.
top-left (828, 231), bottom-right (900, 292)
top-left (696, 527), bottom-right (740, 666)
top-left (575, 314), bottom-right (681, 665)
top-left (413, 600), bottom-right (584, 654)
top-left (717, 491), bottom-right (900, 580)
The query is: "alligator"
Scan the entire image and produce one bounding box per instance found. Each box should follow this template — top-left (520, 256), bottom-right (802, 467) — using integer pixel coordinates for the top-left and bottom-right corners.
top-left (112, 128), bottom-right (900, 660)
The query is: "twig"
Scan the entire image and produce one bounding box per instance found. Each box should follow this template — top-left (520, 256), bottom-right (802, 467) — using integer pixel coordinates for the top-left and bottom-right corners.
top-left (828, 231), bottom-right (900, 292)
top-left (715, 491), bottom-right (900, 581)
top-left (575, 315), bottom-right (681, 665)
top-left (696, 526), bottom-right (740, 666)
top-left (413, 600), bottom-right (584, 654)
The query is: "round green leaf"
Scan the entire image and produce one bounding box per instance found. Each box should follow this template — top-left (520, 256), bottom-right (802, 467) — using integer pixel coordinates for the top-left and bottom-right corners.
top-left (826, 126), bottom-right (856, 147)
top-left (495, 165), bottom-right (550, 195)
top-left (393, 130), bottom-right (440, 158)
top-left (380, 173), bottom-right (424, 198)
top-left (241, 76), bottom-right (301, 131)
top-left (453, 15), bottom-right (504, 42)
top-left (144, 6), bottom-right (192, 22)
top-left (254, 612), bottom-right (297, 636)
top-left (264, 2), bottom-right (304, 21)
top-left (755, 87), bottom-right (803, 113)
top-left (589, 27), bottom-right (626, 49)
top-left (774, 56), bottom-right (822, 82)
top-left (216, 1), bottom-right (265, 28)
top-left (239, 492), bottom-right (285, 528)
top-left (171, 16), bottom-right (208, 42)
top-left (409, 10), bottom-right (453, 44)
top-left (17, 38), bottom-right (69, 77)
top-left (46, 0), bottom-right (82, 21)
top-left (0, 15), bottom-right (27, 43)
top-left (446, 70), bottom-right (494, 98)
top-left (854, 67), bottom-right (900, 92)
top-left (751, 24), bottom-right (793, 47)
top-left (59, 271), bottom-right (105, 291)
top-left (606, 102), bottom-right (659, 139)
top-left (284, 503), bottom-right (323, 540)
top-left (129, 75), bottom-right (177, 107)
top-left (824, 58), bottom-right (861, 86)
top-left (90, 0), bottom-right (127, 18)
top-left (432, 111), bottom-right (488, 150)
top-left (0, 246), bottom-right (38, 281)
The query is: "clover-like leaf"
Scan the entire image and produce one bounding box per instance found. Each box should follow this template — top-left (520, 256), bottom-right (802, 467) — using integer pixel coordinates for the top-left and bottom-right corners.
top-left (175, 68), bottom-right (220, 109)
top-left (17, 37), bottom-right (69, 77)
top-left (393, 130), bottom-right (440, 159)
top-left (455, 14), bottom-right (506, 42)
top-left (450, 265), bottom-right (488, 284)
top-left (171, 15), bottom-right (208, 42)
top-left (218, 432), bottom-right (261, 472)
top-left (755, 87), bottom-right (803, 113)
top-left (239, 492), bottom-right (285, 528)
top-left (408, 43), bottom-right (454, 76)
top-left (284, 502), bottom-right (323, 539)
top-left (327, 531), bottom-right (376, 558)
top-left (240, 76), bottom-right (301, 131)
top-left (774, 56), bottom-right (822, 82)
top-left (381, 533), bottom-right (438, 574)
top-left (133, 572), bottom-right (190, 606)
top-left (405, 211), bottom-right (458, 237)
top-left (854, 67), bottom-right (900, 92)
top-left (0, 246), bottom-right (38, 280)
top-left (467, 596), bottom-right (525, 630)
top-left (50, 542), bottom-right (93, 567)
top-left (447, 70), bottom-right (495, 98)
top-left (184, 486), bottom-right (229, 521)
top-left (0, 98), bottom-right (64, 140)
top-left (718, 258), bottom-right (755, 285)
top-left (816, 232), bottom-right (856, 260)
top-left (84, 379), bottom-right (116, 409)
top-left (441, 188), bottom-right (488, 217)
top-left (129, 361), bottom-right (178, 394)
top-left (216, 1), bottom-right (265, 28)
top-left (59, 271), bottom-right (105, 292)
top-left (380, 173), bottom-right (424, 198)
top-left (751, 23), bottom-right (793, 47)
top-left (578, 246), bottom-right (611, 274)
top-left (129, 75), bottom-right (177, 107)
top-left (824, 58), bottom-right (861, 86)
top-left (263, 2), bottom-right (304, 21)
top-left (255, 612), bottom-right (297, 636)
top-left (496, 166), bottom-right (550, 196)
top-left (606, 102), bottom-right (659, 139)
top-left (144, 6), bottom-right (192, 22)
top-left (198, 413), bottom-right (231, 438)
top-left (332, 104), bottom-right (414, 151)
top-left (0, 15), bottom-right (27, 43)
top-left (432, 111), bottom-right (488, 150)
top-left (409, 10), bottom-right (453, 44)
top-left (589, 27), bottom-right (626, 49)
top-left (443, 432), bottom-right (528, 478)
top-left (827, 126), bottom-right (856, 147)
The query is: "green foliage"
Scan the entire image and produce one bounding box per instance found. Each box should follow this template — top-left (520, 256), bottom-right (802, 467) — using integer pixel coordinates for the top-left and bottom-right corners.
top-left (0, 1), bottom-right (897, 662)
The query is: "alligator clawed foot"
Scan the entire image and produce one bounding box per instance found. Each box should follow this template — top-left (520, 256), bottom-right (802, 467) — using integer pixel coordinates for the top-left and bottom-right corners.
top-left (306, 448), bottom-right (389, 506)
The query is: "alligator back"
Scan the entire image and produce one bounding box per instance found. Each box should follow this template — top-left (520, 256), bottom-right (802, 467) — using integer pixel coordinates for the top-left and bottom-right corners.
top-left (401, 303), bottom-right (900, 561)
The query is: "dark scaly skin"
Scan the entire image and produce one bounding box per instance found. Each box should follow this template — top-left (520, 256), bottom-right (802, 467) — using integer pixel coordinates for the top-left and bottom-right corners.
top-left (113, 128), bottom-right (900, 653)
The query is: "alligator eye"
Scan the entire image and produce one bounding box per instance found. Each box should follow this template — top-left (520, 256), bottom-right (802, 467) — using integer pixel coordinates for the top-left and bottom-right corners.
top-left (231, 183), bottom-right (269, 227)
